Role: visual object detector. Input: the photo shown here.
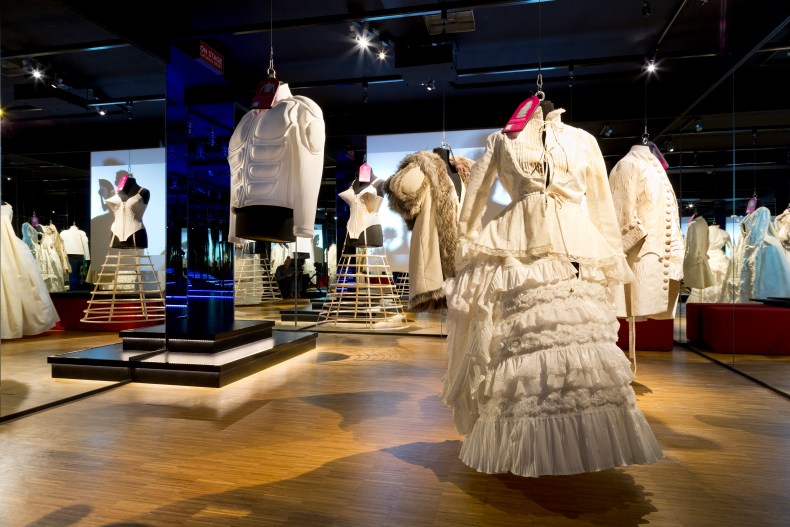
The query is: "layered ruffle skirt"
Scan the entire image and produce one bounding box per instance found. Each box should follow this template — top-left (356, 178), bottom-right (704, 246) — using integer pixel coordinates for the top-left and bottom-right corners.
top-left (442, 195), bottom-right (663, 477)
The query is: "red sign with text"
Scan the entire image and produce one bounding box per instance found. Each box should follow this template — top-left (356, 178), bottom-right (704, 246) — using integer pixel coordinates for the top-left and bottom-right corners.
top-left (199, 41), bottom-right (224, 74)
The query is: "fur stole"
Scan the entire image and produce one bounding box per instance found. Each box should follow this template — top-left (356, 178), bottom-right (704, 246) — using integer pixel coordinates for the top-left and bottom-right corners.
top-left (385, 150), bottom-right (471, 282)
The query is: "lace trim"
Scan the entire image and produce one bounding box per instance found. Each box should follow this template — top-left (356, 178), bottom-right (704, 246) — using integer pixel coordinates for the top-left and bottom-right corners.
top-left (457, 236), bottom-right (634, 284)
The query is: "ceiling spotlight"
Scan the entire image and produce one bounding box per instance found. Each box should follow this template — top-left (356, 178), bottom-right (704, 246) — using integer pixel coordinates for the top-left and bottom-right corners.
top-left (350, 21), bottom-right (377, 49)
top-left (642, 0), bottom-right (651, 16)
top-left (31, 68), bottom-right (44, 80)
top-left (694, 118), bottom-right (703, 132)
top-left (599, 122), bottom-right (614, 138)
top-left (425, 79), bottom-right (436, 91)
top-left (664, 140), bottom-right (675, 152)
top-left (376, 47), bottom-right (387, 60)
top-left (97, 108), bottom-right (106, 116)
top-left (646, 60), bottom-right (657, 73)
top-left (50, 76), bottom-right (63, 89)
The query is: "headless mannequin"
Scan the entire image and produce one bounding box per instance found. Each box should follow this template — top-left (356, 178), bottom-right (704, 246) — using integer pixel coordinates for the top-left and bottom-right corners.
top-left (344, 175), bottom-right (385, 248)
top-left (539, 99), bottom-right (555, 114)
top-left (432, 147), bottom-right (463, 200)
top-left (110, 175), bottom-right (151, 249)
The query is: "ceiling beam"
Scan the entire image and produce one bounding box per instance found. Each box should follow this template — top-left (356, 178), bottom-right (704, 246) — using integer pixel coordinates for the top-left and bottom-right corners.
top-left (172, 0), bottom-right (553, 38)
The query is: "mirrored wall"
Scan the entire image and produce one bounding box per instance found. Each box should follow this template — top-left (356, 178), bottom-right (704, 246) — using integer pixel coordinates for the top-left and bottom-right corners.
top-left (0, 5), bottom-right (168, 418)
top-left (2, 3), bottom-right (789, 423)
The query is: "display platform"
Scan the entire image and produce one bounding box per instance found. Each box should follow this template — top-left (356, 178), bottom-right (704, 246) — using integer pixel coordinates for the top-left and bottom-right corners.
top-left (50, 291), bottom-right (163, 331)
top-left (48, 320), bottom-right (317, 387)
top-left (616, 318), bottom-right (675, 352)
top-left (685, 303), bottom-right (790, 355)
top-left (280, 298), bottom-right (327, 322)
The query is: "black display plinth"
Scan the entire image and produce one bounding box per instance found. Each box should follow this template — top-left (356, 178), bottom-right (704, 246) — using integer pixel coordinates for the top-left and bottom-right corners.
top-left (48, 320), bottom-right (317, 388)
top-left (121, 320), bottom-right (276, 353)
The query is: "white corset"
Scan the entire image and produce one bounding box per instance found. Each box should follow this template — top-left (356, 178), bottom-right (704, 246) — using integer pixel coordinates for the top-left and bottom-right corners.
top-left (106, 191), bottom-right (147, 241)
top-left (339, 184), bottom-right (383, 239)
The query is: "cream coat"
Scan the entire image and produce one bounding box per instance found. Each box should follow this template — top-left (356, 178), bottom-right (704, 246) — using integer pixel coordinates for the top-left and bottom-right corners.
top-left (609, 145), bottom-right (684, 319)
top-left (683, 216), bottom-right (716, 289)
top-left (385, 152), bottom-right (471, 311)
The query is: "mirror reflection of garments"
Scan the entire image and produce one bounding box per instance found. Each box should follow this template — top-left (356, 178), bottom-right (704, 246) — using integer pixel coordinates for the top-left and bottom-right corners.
top-left (228, 83), bottom-right (326, 243)
top-left (105, 186), bottom-right (149, 248)
top-left (21, 222), bottom-right (67, 292)
top-left (60, 225), bottom-right (91, 289)
top-left (384, 151), bottom-right (472, 311)
top-left (609, 144), bottom-right (684, 319)
top-left (686, 226), bottom-right (732, 303)
top-left (44, 224), bottom-right (72, 285)
top-left (1, 203), bottom-right (60, 339)
top-left (776, 209), bottom-right (790, 251)
top-left (683, 216), bottom-right (716, 290)
top-left (339, 177), bottom-right (385, 248)
top-left (718, 206), bottom-right (790, 302)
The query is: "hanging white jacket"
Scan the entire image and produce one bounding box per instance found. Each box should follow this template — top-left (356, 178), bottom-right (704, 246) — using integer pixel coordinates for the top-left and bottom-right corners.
top-left (228, 83), bottom-right (325, 243)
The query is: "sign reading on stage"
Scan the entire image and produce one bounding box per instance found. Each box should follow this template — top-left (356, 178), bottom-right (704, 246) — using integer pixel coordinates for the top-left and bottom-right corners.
top-left (199, 41), bottom-right (224, 74)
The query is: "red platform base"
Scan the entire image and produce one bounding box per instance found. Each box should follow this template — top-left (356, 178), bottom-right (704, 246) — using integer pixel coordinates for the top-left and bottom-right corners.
top-left (50, 292), bottom-right (161, 332)
top-left (685, 303), bottom-right (790, 355)
top-left (616, 318), bottom-right (674, 352)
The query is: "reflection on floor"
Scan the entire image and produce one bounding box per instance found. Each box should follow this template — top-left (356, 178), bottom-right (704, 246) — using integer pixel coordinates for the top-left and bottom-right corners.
top-left (235, 299), bottom-right (449, 336)
top-left (2, 338), bottom-right (789, 526)
top-left (0, 330), bottom-right (122, 417)
top-left (4, 299), bottom-right (787, 421)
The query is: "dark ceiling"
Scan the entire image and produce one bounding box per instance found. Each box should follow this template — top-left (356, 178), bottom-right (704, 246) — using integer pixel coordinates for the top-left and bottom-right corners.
top-left (2, 0), bottom-right (790, 221)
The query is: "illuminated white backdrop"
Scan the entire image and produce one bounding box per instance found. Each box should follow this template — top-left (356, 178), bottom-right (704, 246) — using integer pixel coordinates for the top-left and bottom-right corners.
top-left (366, 128), bottom-right (506, 273)
top-left (89, 148), bottom-right (167, 286)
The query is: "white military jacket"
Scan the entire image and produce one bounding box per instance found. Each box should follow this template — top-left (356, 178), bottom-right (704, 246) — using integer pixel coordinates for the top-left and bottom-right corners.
top-left (228, 83), bottom-right (325, 242)
top-left (609, 144), bottom-right (684, 319)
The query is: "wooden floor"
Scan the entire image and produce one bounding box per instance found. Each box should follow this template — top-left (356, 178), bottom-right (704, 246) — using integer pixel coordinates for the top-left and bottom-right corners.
top-left (1, 332), bottom-right (789, 527)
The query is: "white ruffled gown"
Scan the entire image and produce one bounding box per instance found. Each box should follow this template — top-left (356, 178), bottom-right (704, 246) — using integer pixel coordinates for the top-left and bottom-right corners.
top-left (442, 106), bottom-right (663, 477)
top-left (1, 203), bottom-right (61, 339)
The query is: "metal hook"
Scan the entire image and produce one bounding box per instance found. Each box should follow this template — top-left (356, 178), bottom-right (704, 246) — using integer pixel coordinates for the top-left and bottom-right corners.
top-left (535, 72), bottom-right (545, 101)
top-left (268, 51), bottom-right (276, 78)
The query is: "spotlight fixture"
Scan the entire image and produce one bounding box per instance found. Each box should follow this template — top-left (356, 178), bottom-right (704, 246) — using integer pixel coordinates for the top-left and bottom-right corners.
top-left (694, 118), bottom-right (703, 132)
top-left (50, 76), bottom-right (64, 89)
top-left (664, 140), bottom-right (675, 152)
top-left (646, 60), bottom-right (657, 73)
top-left (599, 122), bottom-right (614, 138)
top-left (349, 21), bottom-right (377, 49)
top-left (642, 0), bottom-right (651, 17)
top-left (97, 108), bottom-right (106, 116)
top-left (425, 79), bottom-right (436, 91)
top-left (376, 47), bottom-right (388, 60)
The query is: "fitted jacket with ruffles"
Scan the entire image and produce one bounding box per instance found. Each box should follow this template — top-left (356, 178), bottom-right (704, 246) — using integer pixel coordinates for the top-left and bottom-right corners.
top-left (384, 151), bottom-right (471, 311)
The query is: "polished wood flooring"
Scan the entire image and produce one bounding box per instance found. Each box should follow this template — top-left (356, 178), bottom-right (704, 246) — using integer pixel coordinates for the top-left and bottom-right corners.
top-left (1, 331), bottom-right (789, 527)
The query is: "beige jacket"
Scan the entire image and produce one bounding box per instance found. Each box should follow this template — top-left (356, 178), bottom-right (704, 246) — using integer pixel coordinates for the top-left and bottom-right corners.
top-left (385, 151), bottom-right (471, 311)
top-left (609, 144), bottom-right (684, 319)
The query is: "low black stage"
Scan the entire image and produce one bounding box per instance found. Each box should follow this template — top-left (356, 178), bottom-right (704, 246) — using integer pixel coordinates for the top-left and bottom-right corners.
top-left (48, 320), bottom-right (317, 388)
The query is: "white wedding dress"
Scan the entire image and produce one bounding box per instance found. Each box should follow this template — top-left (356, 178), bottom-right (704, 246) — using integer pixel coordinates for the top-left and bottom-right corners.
top-left (442, 106), bottom-right (663, 477)
top-left (1, 203), bottom-right (61, 339)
